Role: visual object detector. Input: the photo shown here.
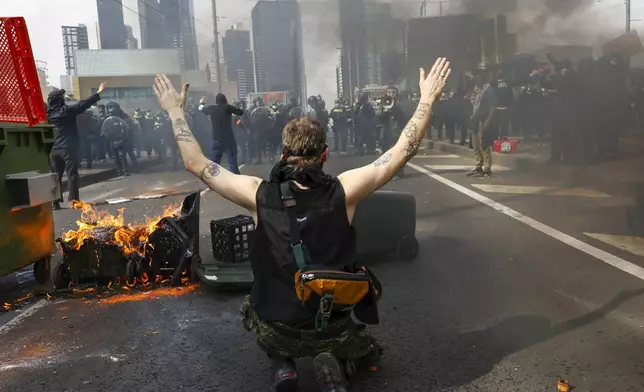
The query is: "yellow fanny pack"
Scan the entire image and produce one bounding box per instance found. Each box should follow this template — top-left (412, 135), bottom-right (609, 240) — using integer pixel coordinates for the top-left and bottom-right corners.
top-left (280, 182), bottom-right (374, 331)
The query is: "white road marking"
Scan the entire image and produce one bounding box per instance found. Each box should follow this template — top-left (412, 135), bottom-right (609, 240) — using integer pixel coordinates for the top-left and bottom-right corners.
top-left (105, 197), bottom-right (132, 205)
top-left (472, 184), bottom-right (611, 198)
top-left (584, 233), bottom-right (644, 258)
top-left (0, 300), bottom-right (48, 336)
top-left (547, 188), bottom-right (611, 198)
top-left (414, 154), bottom-right (460, 159)
top-left (472, 184), bottom-right (549, 195)
top-left (84, 188), bottom-right (126, 203)
top-left (424, 164), bottom-right (510, 172)
top-left (407, 162), bottom-right (644, 282)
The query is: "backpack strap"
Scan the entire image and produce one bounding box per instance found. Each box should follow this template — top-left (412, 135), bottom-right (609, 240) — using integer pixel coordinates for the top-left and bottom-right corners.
top-left (280, 182), bottom-right (306, 269)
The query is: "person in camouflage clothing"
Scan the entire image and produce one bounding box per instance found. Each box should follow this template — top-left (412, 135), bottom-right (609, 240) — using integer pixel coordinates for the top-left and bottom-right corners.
top-left (151, 59), bottom-right (450, 392)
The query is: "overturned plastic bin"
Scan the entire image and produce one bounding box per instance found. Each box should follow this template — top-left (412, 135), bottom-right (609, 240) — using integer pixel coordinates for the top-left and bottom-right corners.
top-left (1, 124), bottom-right (58, 284)
top-left (54, 192), bottom-right (201, 289)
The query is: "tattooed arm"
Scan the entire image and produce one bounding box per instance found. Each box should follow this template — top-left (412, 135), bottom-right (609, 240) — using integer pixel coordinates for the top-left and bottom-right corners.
top-left (338, 59), bottom-right (451, 213)
top-left (166, 108), bottom-right (262, 210)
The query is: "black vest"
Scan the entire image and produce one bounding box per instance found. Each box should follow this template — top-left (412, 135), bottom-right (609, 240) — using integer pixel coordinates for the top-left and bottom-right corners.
top-left (250, 178), bottom-right (358, 327)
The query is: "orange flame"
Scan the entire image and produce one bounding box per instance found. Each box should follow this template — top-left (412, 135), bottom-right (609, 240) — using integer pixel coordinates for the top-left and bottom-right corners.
top-left (99, 284), bottom-right (197, 305)
top-left (2, 292), bottom-right (34, 311)
top-left (61, 201), bottom-right (179, 256)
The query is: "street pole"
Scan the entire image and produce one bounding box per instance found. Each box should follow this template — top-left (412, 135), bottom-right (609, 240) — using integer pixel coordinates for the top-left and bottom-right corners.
top-left (440, 0), bottom-right (443, 16)
top-left (626, 0), bottom-right (631, 32)
top-left (211, 0), bottom-right (222, 93)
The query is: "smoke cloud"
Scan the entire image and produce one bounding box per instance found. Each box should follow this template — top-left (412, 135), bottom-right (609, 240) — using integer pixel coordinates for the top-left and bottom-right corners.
top-left (296, 0), bottom-right (624, 99)
top-left (457, 0), bottom-right (622, 54)
top-left (299, 0), bottom-right (340, 101)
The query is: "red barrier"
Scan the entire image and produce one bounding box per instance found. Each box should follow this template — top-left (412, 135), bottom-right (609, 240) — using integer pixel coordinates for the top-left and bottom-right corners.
top-left (0, 17), bottom-right (46, 126)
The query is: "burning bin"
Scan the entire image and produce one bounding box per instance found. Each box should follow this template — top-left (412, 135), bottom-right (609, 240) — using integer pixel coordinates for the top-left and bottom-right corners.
top-left (0, 123), bottom-right (58, 284)
top-left (54, 192), bottom-right (201, 288)
top-left (195, 215), bottom-right (255, 286)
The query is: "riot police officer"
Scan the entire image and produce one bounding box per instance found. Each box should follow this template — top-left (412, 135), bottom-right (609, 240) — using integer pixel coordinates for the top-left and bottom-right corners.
top-left (354, 93), bottom-right (377, 155)
top-left (153, 111), bottom-right (170, 161)
top-left (330, 99), bottom-right (351, 153)
top-left (249, 97), bottom-right (275, 164)
top-left (102, 102), bottom-right (131, 176)
top-left (132, 107), bottom-right (144, 158)
top-left (140, 109), bottom-right (155, 158)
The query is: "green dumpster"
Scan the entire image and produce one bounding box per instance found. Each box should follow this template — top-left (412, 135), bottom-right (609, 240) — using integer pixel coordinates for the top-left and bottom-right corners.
top-left (0, 123), bottom-right (58, 283)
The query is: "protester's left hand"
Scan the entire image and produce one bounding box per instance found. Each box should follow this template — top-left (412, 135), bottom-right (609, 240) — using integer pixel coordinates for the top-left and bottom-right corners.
top-left (153, 74), bottom-right (189, 112)
top-left (97, 82), bottom-right (106, 95)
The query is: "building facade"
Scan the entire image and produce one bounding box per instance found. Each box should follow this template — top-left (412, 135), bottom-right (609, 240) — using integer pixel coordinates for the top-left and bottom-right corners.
top-left (96, 0), bottom-right (127, 49)
top-left (251, 0), bottom-right (299, 92)
top-left (138, 0), bottom-right (167, 49)
top-left (62, 24), bottom-right (90, 75)
top-left (222, 25), bottom-right (255, 99)
top-left (338, 0), bottom-right (366, 102)
top-left (159, 0), bottom-right (199, 70)
top-left (73, 49), bottom-right (182, 111)
top-left (337, 0), bottom-right (406, 100)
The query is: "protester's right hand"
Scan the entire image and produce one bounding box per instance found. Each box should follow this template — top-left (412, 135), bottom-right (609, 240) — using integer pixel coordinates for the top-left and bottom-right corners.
top-left (97, 82), bottom-right (106, 95)
top-left (419, 58), bottom-right (451, 102)
top-left (199, 96), bottom-right (206, 105)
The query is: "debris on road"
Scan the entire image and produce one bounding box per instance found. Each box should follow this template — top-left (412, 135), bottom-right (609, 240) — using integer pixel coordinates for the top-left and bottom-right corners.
top-left (558, 379), bottom-right (570, 391)
top-left (54, 192), bottom-right (201, 290)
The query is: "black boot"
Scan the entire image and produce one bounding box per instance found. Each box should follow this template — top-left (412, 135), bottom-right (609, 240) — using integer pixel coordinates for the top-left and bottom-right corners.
top-left (313, 353), bottom-right (348, 392)
top-left (270, 357), bottom-right (298, 392)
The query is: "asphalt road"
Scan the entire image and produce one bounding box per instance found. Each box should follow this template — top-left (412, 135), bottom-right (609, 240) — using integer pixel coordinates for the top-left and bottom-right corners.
top-left (1, 151), bottom-right (644, 392)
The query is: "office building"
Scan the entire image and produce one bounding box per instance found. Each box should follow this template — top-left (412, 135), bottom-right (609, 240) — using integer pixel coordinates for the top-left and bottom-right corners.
top-left (236, 50), bottom-right (256, 99)
top-left (62, 24), bottom-right (90, 75)
top-left (138, 0), bottom-right (167, 49)
top-left (222, 25), bottom-right (251, 82)
top-left (96, 0), bottom-right (127, 49)
top-left (337, 0), bottom-right (406, 99)
top-left (222, 25), bottom-right (255, 99)
top-left (73, 48), bottom-right (181, 111)
top-left (251, 0), bottom-right (299, 92)
top-left (160, 0), bottom-right (199, 70)
top-left (338, 0), bottom-right (366, 102)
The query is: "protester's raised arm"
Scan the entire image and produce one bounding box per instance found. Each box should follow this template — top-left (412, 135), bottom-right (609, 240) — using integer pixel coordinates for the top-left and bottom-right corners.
top-left (338, 58), bottom-right (451, 206)
top-left (154, 75), bottom-right (261, 211)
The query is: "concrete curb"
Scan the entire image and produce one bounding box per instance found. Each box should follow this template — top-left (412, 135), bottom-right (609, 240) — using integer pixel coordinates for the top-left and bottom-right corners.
top-left (60, 159), bottom-right (162, 193)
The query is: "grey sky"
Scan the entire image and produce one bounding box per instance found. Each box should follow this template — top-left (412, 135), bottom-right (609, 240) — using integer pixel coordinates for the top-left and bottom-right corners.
top-left (0, 0), bottom-right (641, 91)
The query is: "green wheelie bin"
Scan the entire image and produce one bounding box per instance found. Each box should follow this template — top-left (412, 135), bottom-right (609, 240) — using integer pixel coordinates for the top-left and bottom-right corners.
top-left (0, 122), bottom-right (59, 284)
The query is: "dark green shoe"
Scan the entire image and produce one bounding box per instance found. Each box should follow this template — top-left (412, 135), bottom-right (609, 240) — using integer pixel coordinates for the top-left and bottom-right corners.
top-left (313, 353), bottom-right (348, 392)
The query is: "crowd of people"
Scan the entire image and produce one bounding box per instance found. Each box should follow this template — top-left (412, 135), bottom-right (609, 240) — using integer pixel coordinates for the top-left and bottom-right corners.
top-left (429, 52), bottom-right (633, 176)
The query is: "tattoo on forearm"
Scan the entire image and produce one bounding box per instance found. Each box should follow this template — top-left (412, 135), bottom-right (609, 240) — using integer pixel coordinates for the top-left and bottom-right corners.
top-left (404, 139), bottom-right (421, 162)
top-left (373, 153), bottom-right (393, 167)
top-left (413, 103), bottom-right (431, 120)
top-left (173, 118), bottom-right (195, 143)
top-left (199, 162), bottom-right (221, 182)
top-left (403, 122), bottom-right (419, 139)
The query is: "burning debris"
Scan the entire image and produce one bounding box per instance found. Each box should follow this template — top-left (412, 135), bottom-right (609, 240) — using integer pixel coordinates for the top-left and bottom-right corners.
top-left (55, 192), bottom-right (201, 290)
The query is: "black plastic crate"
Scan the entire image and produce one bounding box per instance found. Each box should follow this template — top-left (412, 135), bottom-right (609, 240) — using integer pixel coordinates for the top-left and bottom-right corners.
top-left (210, 215), bottom-right (256, 263)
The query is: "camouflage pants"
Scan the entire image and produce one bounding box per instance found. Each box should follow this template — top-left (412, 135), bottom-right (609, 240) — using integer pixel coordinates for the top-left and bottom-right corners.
top-left (472, 124), bottom-right (492, 171)
top-left (240, 295), bottom-right (381, 361)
